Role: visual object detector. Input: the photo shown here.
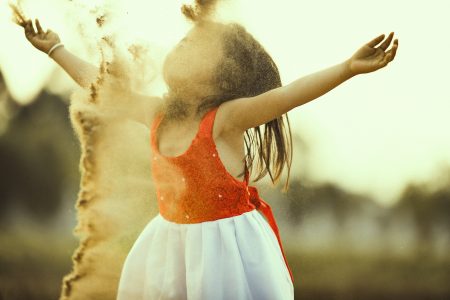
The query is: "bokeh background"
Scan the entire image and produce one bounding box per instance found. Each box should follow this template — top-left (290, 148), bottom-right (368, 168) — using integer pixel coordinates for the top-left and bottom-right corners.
top-left (1, 0), bottom-right (449, 299)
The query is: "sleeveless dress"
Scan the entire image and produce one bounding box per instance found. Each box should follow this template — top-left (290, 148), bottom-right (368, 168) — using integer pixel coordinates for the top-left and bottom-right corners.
top-left (116, 106), bottom-right (294, 300)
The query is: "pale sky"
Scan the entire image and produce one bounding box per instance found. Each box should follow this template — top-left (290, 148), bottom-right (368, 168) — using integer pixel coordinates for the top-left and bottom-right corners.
top-left (1, 0), bottom-right (449, 206)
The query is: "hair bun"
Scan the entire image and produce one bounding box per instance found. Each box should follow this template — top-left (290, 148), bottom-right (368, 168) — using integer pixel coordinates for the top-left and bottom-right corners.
top-left (181, 0), bottom-right (219, 22)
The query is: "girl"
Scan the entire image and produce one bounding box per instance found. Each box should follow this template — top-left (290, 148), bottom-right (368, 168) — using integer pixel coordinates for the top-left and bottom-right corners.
top-left (17, 2), bottom-right (398, 299)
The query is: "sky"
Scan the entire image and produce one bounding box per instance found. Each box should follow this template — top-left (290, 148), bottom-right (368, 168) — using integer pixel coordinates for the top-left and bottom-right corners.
top-left (0, 0), bottom-right (449, 206)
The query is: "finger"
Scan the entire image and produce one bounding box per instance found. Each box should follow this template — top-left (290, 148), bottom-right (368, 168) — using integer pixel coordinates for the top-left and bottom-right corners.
top-left (387, 39), bottom-right (399, 62)
top-left (367, 34), bottom-right (385, 48)
top-left (25, 20), bottom-right (33, 33)
top-left (35, 19), bottom-right (44, 34)
top-left (25, 20), bottom-right (32, 32)
top-left (25, 20), bottom-right (36, 37)
top-left (384, 39), bottom-right (398, 58)
top-left (378, 54), bottom-right (389, 68)
top-left (380, 40), bottom-right (398, 66)
top-left (378, 32), bottom-right (394, 51)
top-left (24, 20), bottom-right (31, 33)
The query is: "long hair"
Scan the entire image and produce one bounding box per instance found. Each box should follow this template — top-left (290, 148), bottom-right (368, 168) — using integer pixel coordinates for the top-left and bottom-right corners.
top-left (182, 2), bottom-right (293, 192)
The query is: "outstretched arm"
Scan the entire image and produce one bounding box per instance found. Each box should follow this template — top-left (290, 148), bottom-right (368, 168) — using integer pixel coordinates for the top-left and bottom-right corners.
top-left (48, 45), bottom-right (162, 126)
top-left (49, 46), bottom-right (98, 89)
top-left (218, 32), bottom-right (399, 133)
top-left (17, 17), bottom-right (97, 88)
top-left (17, 17), bottom-right (161, 127)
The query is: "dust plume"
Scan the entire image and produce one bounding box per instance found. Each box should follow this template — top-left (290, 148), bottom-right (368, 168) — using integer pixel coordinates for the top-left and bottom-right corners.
top-left (8, 1), bottom-right (26, 26)
top-left (60, 45), bottom-right (158, 300)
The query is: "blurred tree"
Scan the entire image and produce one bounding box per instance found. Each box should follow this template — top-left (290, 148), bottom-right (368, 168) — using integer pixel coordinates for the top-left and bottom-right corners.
top-left (429, 187), bottom-right (450, 228)
top-left (393, 171), bottom-right (450, 256)
top-left (286, 179), bottom-right (371, 229)
top-left (0, 90), bottom-right (80, 227)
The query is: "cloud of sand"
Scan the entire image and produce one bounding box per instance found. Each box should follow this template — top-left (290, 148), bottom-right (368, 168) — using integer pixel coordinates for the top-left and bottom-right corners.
top-left (60, 47), bottom-right (158, 300)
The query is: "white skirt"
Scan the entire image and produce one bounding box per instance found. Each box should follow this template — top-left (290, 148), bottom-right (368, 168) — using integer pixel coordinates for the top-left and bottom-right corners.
top-left (116, 209), bottom-right (294, 300)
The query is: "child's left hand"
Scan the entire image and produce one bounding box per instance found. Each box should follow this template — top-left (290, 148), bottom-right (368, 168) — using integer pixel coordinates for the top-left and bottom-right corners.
top-left (347, 32), bottom-right (399, 76)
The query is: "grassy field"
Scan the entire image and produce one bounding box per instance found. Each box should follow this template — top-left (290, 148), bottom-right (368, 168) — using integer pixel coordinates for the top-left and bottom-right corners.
top-left (286, 244), bottom-right (450, 300)
top-left (1, 231), bottom-right (449, 300)
top-left (0, 230), bottom-right (77, 300)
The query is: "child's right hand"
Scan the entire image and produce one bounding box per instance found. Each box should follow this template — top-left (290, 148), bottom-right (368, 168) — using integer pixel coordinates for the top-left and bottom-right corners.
top-left (19, 19), bottom-right (61, 54)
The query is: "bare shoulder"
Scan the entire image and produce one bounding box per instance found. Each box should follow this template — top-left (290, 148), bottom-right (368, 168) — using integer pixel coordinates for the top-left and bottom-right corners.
top-left (139, 95), bottom-right (163, 129)
top-left (214, 101), bottom-right (245, 140)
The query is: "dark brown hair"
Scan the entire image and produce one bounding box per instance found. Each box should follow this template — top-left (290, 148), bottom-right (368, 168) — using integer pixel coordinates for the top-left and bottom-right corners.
top-left (182, 2), bottom-right (293, 191)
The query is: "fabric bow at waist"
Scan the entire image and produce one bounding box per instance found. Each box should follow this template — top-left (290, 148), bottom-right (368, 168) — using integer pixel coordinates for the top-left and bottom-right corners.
top-left (247, 186), bottom-right (294, 283)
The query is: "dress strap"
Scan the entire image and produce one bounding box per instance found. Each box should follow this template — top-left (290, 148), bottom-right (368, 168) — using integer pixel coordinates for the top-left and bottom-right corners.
top-left (151, 107), bottom-right (217, 154)
top-left (198, 106), bottom-right (220, 138)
